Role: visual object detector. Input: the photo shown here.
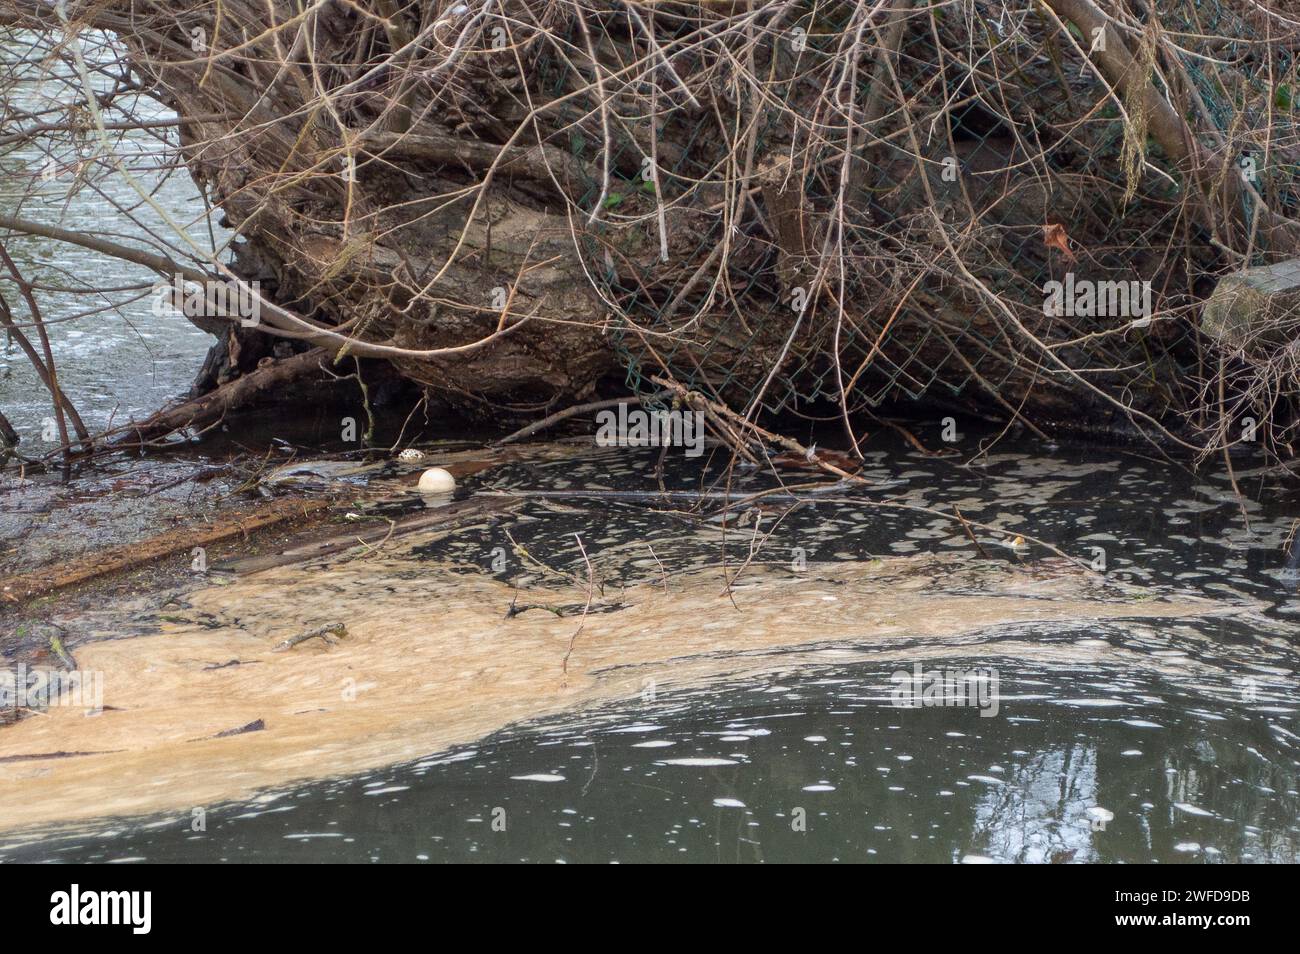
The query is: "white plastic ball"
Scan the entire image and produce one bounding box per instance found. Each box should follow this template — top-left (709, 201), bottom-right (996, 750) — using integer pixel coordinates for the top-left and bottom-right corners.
top-left (417, 467), bottom-right (456, 493)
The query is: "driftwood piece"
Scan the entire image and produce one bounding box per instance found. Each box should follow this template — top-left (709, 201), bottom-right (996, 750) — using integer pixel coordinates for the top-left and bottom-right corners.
top-left (358, 130), bottom-right (590, 193)
top-left (1202, 258), bottom-right (1300, 349)
top-left (216, 495), bottom-right (521, 575)
top-left (494, 391), bottom-right (671, 445)
top-left (1, 497), bottom-right (329, 602)
top-left (213, 718), bottom-right (266, 737)
top-left (188, 718), bottom-right (267, 742)
top-left (0, 750), bottom-right (118, 763)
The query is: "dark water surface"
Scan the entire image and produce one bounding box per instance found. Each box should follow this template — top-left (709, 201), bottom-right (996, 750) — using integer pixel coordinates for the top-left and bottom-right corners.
top-left (3, 437), bottom-right (1299, 863)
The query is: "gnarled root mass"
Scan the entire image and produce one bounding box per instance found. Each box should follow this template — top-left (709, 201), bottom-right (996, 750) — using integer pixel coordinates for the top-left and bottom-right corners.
top-left (1, 1), bottom-right (1298, 457)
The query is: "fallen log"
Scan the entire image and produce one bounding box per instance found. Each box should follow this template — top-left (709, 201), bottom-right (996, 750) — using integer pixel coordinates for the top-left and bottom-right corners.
top-left (108, 348), bottom-right (330, 448)
top-left (2, 0), bottom-right (1298, 451)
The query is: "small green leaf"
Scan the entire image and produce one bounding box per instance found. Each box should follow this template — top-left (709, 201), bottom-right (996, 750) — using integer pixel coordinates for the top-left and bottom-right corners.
top-left (603, 192), bottom-right (624, 209)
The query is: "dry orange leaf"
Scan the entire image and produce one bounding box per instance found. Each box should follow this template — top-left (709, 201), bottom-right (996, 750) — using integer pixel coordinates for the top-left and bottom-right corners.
top-left (1042, 222), bottom-right (1076, 262)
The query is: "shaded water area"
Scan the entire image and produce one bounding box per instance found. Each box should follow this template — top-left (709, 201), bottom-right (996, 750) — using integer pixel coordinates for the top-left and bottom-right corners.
top-left (2, 436), bottom-right (1299, 863)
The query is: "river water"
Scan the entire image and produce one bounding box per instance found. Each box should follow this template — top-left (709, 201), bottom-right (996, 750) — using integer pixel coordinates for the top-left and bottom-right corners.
top-left (2, 436), bottom-right (1299, 863)
top-left (0, 29), bottom-right (216, 440)
top-left (1, 34), bottom-right (1298, 866)
top-left (12, 661), bottom-right (1293, 864)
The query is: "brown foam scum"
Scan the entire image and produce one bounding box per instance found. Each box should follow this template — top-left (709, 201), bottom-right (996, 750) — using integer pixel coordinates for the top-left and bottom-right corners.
top-left (0, 549), bottom-right (1231, 833)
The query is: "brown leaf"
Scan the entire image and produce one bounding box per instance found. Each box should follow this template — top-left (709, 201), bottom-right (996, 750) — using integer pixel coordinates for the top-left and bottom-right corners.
top-left (1042, 222), bottom-right (1076, 262)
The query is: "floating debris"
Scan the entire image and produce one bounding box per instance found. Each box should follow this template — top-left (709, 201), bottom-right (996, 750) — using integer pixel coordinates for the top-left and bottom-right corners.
top-left (271, 622), bottom-right (347, 653)
top-left (213, 719), bottom-right (266, 739)
top-left (262, 461), bottom-right (377, 490)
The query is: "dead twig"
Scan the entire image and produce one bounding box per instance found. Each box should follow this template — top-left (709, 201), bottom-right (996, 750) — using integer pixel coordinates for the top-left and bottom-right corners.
top-left (271, 622), bottom-right (347, 653)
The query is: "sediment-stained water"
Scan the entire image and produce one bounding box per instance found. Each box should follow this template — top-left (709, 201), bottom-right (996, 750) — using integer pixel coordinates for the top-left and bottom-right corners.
top-left (6, 658), bottom-right (1293, 864)
top-left (0, 535), bottom-right (1230, 832)
top-left (1, 438), bottom-right (1298, 862)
